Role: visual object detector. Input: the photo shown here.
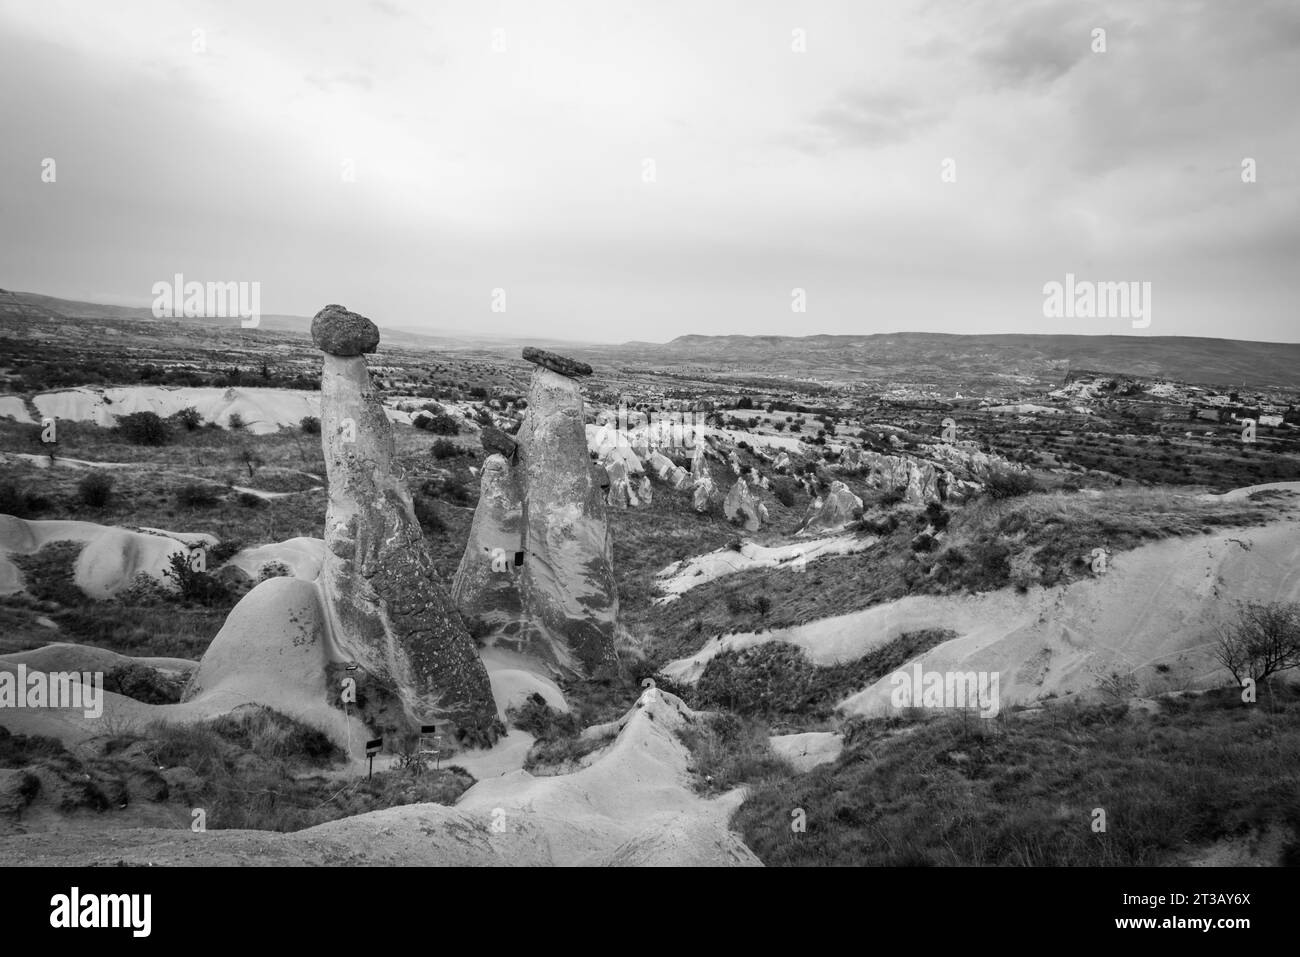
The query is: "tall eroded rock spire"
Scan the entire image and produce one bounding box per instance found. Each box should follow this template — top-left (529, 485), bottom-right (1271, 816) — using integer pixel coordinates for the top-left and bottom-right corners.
top-left (313, 304), bottom-right (500, 746)
top-left (453, 347), bottom-right (620, 677)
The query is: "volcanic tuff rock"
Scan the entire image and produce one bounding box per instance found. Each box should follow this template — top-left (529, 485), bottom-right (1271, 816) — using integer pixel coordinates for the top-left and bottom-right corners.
top-left (451, 453), bottom-right (526, 641)
top-left (316, 307), bottom-right (499, 745)
top-left (311, 304), bottom-right (381, 356)
top-left (648, 451), bottom-right (690, 489)
top-left (799, 480), bottom-right (863, 535)
top-left (723, 478), bottom-right (768, 532)
top-left (514, 364), bottom-right (619, 675)
top-left (455, 354), bottom-right (619, 678)
top-left (605, 459), bottom-right (641, 509)
top-left (522, 346), bottom-right (593, 378)
top-left (693, 472), bottom-right (717, 513)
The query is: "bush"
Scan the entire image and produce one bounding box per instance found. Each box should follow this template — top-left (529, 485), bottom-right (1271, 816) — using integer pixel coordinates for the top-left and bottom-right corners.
top-left (103, 663), bottom-right (184, 704)
top-left (299, 416), bottom-right (321, 435)
top-left (984, 467), bottom-right (1037, 499)
top-left (173, 406), bottom-right (203, 431)
top-left (413, 495), bottom-right (446, 535)
top-left (0, 481), bottom-right (46, 518)
top-left (420, 476), bottom-right (471, 506)
top-left (415, 412), bottom-right (461, 435)
top-left (116, 411), bottom-right (170, 445)
top-left (674, 712), bottom-right (791, 796)
top-left (208, 538), bottom-right (245, 565)
top-left (161, 552), bottom-right (228, 606)
top-left (176, 483), bottom-right (221, 508)
top-left (77, 471), bottom-right (115, 508)
top-left (506, 693), bottom-right (582, 741)
top-left (257, 560), bottom-right (292, 582)
top-left (227, 412), bottom-right (246, 431)
top-left (430, 438), bottom-right (460, 460)
top-left (773, 478), bottom-right (797, 507)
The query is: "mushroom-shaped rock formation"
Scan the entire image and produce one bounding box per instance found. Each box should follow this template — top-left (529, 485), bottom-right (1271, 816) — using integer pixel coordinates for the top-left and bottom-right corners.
top-left (311, 303), bottom-right (381, 356)
top-left (314, 305), bottom-right (500, 746)
top-left (480, 425), bottom-right (518, 459)
top-left (513, 359), bottom-right (620, 676)
top-left (455, 351), bottom-right (621, 679)
top-left (522, 346), bottom-right (593, 378)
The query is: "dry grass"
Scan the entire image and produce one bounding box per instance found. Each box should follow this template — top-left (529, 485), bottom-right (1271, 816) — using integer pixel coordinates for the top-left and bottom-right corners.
top-left (734, 684), bottom-right (1300, 866)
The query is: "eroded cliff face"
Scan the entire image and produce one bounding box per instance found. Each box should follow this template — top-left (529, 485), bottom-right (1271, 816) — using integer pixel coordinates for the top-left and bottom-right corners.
top-left (314, 305), bottom-right (500, 746)
top-left (454, 354), bottom-right (620, 679)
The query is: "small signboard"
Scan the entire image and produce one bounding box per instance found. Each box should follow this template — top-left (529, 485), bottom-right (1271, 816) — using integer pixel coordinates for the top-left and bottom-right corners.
top-left (365, 738), bottom-right (383, 756)
top-left (420, 725), bottom-right (437, 735)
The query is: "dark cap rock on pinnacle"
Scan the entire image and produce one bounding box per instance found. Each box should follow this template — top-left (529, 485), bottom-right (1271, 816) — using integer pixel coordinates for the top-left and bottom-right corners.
top-left (522, 346), bottom-right (592, 378)
top-left (480, 425), bottom-right (519, 459)
top-left (312, 304), bottom-right (380, 356)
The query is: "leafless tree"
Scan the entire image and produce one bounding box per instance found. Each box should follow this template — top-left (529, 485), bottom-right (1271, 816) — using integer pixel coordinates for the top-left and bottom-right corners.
top-left (1216, 600), bottom-right (1300, 684)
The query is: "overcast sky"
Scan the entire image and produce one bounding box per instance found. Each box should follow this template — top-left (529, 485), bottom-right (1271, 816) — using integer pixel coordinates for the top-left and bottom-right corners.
top-left (2, 0), bottom-right (1297, 343)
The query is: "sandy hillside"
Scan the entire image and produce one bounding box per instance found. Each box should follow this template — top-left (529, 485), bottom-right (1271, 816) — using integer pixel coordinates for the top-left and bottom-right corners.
top-left (0, 690), bottom-right (759, 866)
top-left (663, 517), bottom-right (1300, 713)
top-left (0, 386), bottom-right (423, 434)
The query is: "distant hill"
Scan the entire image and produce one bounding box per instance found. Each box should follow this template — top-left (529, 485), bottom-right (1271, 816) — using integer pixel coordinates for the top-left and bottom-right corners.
top-left (576, 332), bottom-right (1300, 389)
top-left (0, 290), bottom-right (590, 353)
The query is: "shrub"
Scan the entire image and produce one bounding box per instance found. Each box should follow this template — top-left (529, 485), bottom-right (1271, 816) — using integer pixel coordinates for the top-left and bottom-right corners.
top-left (773, 478), bottom-right (797, 507)
top-left (208, 538), bottom-right (245, 565)
top-left (299, 416), bottom-right (321, 435)
top-left (430, 438), bottom-right (460, 460)
top-left (257, 560), bottom-right (292, 582)
top-left (507, 693), bottom-right (582, 741)
top-left (227, 412), bottom-right (246, 431)
top-left (415, 412), bottom-right (461, 435)
top-left (173, 406), bottom-right (203, 431)
top-left (161, 552), bottom-right (229, 606)
top-left (413, 495), bottom-right (446, 535)
top-left (77, 471), bottom-right (115, 508)
top-left (176, 483), bottom-right (221, 508)
top-left (984, 467), bottom-right (1037, 499)
top-left (0, 481), bottom-right (45, 518)
top-left (116, 411), bottom-right (170, 445)
top-left (675, 712), bottom-right (791, 796)
top-left (103, 663), bottom-right (184, 705)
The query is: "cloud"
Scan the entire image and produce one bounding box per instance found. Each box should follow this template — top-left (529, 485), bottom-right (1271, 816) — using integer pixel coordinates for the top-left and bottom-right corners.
top-left (304, 71), bottom-right (374, 93)
top-left (798, 89), bottom-right (947, 152)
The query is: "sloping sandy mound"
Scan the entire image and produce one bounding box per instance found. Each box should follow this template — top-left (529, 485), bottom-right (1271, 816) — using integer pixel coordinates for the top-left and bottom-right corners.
top-left (0, 690), bottom-right (760, 866)
top-left (1203, 481), bottom-right (1300, 503)
top-left (0, 576), bottom-right (368, 749)
top-left (664, 521), bottom-right (1300, 713)
top-left (654, 533), bottom-right (875, 602)
top-left (769, 731), bottom-right (843, 771)
top-left (0, 396), bottom-right (35, 424)
top-left (28, 386), bottom-right (414, 435)
top-left (0, 642), bottom-right (194, 677)
top-left (0, 517), bottom-right (216, 597)
top-left (180, 576), bottom-right (367, 745)
top-left (225, 537), bottom-right (326, 581)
